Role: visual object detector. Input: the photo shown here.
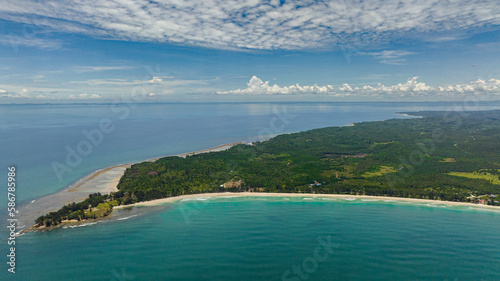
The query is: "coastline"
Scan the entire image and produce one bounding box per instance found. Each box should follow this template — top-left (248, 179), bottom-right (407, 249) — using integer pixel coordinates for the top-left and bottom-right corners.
top-left (23, 134), bottom-right (500, 233)
top-left (73, 141), bottom-right (247, 190)
top-left (114, 192), bottom-right (500, 211)
top-left (17, 141), bottom-right (247, 233)
top-left (68, 141), bottom-right (248, 194)
top-left (23, 191), bottom-right (500, 234)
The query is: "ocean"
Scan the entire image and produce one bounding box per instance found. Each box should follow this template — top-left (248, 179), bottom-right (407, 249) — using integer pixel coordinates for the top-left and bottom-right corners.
top-left (1, 102), bottom-right (500, 280)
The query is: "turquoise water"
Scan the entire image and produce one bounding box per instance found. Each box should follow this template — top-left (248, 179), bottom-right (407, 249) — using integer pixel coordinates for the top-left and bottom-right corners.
top-left (2, 102), bottom-right (500, 280)
top-left (8, 197), bottom-right (500, 280)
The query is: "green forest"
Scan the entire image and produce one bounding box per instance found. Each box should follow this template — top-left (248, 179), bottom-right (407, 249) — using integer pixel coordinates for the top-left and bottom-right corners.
top-left (35, 110), bottom-right (500, 228)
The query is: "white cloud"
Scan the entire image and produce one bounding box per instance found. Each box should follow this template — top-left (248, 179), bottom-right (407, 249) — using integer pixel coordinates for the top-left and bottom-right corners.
top-left (0, 35), bottom-right (62, 50)
top-left (69, 79), bottom-right (135, 86)
top-left (67, 93), bottom-right (102, 99)
top-left (0, 88), bottom-right (30, 99)
top-left (0, 93), bottom-right (21, 98)
top-left (218, 76), bottom-right (334, 95)
top-left (1, 0), bottom-right (499, 50)
top-left (69, 77), bottom-right (204, 87)
top-left (73, 66), bottom-right (136, 73)
top-left (217, 76), bottom-right (500, 98)
top-left (359, 50), bottom-right (417, 65)
top-left (78, 93), bottom-right (102, 99)
top-left (148, 77), bottom-right (163, 83)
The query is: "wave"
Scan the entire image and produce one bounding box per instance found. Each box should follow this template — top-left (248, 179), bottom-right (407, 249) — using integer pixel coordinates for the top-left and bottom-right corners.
top-left (423, 203), bottom-right (439, 207)
top-left (180, 198), bottom-right (210, 202)
top-left (117, 214), bottom-right (139, 221)
top-left (68, 222), bottom-right (98, 228)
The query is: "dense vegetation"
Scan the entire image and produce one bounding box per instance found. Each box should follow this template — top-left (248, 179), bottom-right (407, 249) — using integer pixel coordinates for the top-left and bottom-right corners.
top-left (35, 110), bottom-right (500, 228)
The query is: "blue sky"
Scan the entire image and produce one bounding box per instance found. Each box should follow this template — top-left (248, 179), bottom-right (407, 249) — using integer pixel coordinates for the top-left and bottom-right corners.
top-left (0, 0), bottom-right (500, 102)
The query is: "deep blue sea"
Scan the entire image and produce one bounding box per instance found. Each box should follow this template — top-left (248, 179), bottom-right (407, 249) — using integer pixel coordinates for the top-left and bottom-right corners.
top-left (1, 102), bottom-right (500, 280)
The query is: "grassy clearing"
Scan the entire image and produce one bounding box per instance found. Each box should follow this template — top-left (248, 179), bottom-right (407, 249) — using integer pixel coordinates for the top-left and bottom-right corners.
top-left (321, 165), bottom-right (356, 179)
top-left (362, 166), bottom-right (397, 178)
top-left (447, 171), bottom-right (500, 185)
top-left (440, 158), bottom-right (456, 163)
top-left (85, 201), bottom-right (115, 218)
top-left (370, 141), bottom-right (398, 148)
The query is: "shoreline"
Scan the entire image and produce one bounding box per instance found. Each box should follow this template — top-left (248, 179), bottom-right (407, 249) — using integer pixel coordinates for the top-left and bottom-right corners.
top-left (66, 141), bottom-right (248, 193)
top-left (114, 192), bottom-right (500, 211)
top-left (17, 141), bottom-right (248, 233)
top-left (23, 131), bottom-right (500, 232)
top-left (70, 141), bottom-right (248, 190)
top-left (25, 191), bottom-right (500, 234)
top-left (68, 141), bottom-right (248, 194)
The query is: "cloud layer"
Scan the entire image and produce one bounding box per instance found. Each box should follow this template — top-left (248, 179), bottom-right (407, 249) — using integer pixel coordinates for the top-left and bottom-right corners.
top-left (359, 50), bottom-right (417, 65)
top-left (0, 35), bottom-right (62, 50)
top-left (3, 76), bottom-right (500, 100)
top-left (0, 74), bottom-right (211, 100)
top-left (217, 76), bottom-right (500, 98)
top-left (0, 88), bottom-right (46, 99)
top-left (1, 0), bottom-right (499, 50)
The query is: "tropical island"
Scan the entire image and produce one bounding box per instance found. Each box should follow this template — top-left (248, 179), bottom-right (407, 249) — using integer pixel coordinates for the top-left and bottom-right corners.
top-left (33, 110), bottom-right (500, 229)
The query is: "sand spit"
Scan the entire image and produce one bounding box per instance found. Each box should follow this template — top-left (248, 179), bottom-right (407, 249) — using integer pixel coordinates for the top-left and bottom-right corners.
top-left (18, 142), bottom-right (246, 231)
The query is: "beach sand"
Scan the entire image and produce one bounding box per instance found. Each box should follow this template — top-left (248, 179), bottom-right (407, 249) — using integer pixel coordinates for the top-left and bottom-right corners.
top-left (16, 166), bottom-right (129, 231)
top-left (114, 192), bottom-right (500, 211)
top-left (67, 165), bottom-right (130, 193)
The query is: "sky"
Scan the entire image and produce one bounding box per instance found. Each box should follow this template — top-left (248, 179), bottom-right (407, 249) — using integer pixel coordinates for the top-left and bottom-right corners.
top-left (0, 0), bottom-right (500, 103)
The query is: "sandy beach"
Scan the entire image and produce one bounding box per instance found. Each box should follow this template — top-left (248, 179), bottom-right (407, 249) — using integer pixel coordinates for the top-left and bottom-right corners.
top-left (114, 192), bottom-right (500, 211)
top-left (67, 165), bottom-right (130, 194)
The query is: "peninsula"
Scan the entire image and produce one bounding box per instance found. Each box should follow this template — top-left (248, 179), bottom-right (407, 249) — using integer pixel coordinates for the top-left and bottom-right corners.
top-left (33, 110), bottom-right (500, 229)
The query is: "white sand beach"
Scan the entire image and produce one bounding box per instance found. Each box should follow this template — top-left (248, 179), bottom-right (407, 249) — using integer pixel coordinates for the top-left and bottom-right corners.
top-left (114, 192), bottom-right (500, 211)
